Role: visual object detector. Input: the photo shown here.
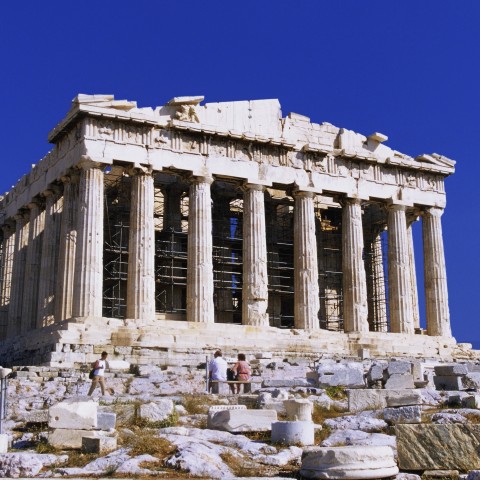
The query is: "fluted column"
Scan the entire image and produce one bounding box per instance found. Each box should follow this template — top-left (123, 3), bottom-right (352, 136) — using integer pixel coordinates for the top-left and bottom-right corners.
top-left (423, 207), bottom-right (451, 337)
top-left (407, 213), bottom-right (421, 331)
top-left (55, 173), bottom-right (79, 320)
top-left (22, 201), bottom-right (45, 332)
top-left (126, 167), bottom-right (155, 320)
top-left (0, 221), bottom-right (15, 339)
top-left (293, 190), bottom-right (320, 329)
top-left (342, 198), bottom-right (369, 332)
top-left (242, 184), bottom-right (269, 326)
top-left (72, 161), bottom-right (104, 318)
top-left (37, 187), bottom-right (62, 327)
top-left (186, 175), bottom-right (214, 323)
top-left (388, 204), bottom-right (414, 334)
top-left (7, 212), bottom-right (29, 336)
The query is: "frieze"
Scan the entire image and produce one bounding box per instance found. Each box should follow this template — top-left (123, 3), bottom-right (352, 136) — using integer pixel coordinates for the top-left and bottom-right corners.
top-left (80, 118), bottom-right (446, 194)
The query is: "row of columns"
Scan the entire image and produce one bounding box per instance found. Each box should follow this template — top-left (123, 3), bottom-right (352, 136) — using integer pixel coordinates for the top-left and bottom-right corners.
top-left (0, 161), bottom-right (451, 337)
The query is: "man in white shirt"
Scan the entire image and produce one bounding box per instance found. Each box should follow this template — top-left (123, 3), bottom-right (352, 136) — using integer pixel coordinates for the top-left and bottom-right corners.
top-left (209, 350), bottom-right (228, 394)
top-left (88, 351), bottom-right (108, 396)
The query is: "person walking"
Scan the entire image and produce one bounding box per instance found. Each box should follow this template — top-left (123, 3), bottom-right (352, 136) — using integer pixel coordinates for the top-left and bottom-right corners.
top-left (208, 350), bottom-right (228, 394)
top-left (232, 353), bottom-right (251, 394)
top-left (88, 351), bottom-right (108, 396)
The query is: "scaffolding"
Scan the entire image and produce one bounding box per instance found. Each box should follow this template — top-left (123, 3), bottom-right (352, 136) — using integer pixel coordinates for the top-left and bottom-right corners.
top-left (103, 167), bottom-right (130, 319)
top-left (212, 194), bottom-right (243, 324)
top-left (154, 182), bottom-right (188, 316)
top-left (100, 175), bottom-right (389, 331)
top-left (363, 202), bottom-right (389, 332)
top-left (316, 202), bottom-right (344, 331)
top-left (266, 196), bottom-right (294, 328)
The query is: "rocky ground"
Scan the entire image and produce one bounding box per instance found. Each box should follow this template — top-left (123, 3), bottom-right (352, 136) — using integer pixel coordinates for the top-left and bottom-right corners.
top-left (1, 357), bottom-right (480, 478)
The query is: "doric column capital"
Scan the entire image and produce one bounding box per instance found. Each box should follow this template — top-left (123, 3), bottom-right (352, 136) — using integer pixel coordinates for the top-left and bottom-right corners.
top-left (77, 156), bottom-right (105, 171)
top-left (15, 210), bottom-right (29, 222)
top-left (292, 189), bottom-right (316, 199)
top-left (127, 165), bottom-right (153, 177)
top-left (341, 196), bottom-right (363, 207)
top-left (242, 183), bottom-right (265, 193)
top-left (406, 209), bottom-right (421, 226)
top-left (423, 206), bottom-right (444, 218)
top-left (386, 203), bottom-right (407, 213)
top-left (42, 184), bottom-right (62, 199)
top-left (1, 219), bottom-right (15, 234)
top-left (188, 175), bottom-right (214, 186)
top-left (60, 170), bottom-right (80, 185)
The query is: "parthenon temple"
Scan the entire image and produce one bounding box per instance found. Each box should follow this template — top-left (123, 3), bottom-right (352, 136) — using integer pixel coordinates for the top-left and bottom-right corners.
top-left (0, 94), bottom-right (467, 366)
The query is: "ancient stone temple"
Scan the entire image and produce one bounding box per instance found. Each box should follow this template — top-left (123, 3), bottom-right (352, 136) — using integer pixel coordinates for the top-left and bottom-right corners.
top-left (0, 94), bottom-right (466, 366)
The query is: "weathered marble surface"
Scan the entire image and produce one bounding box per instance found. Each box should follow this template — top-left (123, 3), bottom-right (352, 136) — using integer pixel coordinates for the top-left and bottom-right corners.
top-left (300, 445), bottom-right (398, 479)
top-left (396, 424), bottom-right (480, 471)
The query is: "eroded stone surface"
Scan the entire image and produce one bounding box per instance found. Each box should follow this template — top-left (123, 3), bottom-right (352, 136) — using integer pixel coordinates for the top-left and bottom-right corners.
top-left (300, 445), bottom-right (398, 479)
top-left (396, 424), bottom-right (480, 471)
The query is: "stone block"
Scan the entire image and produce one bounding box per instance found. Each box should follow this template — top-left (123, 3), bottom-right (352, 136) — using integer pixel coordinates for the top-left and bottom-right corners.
top-left (463, 372), bottom-right (480, 390)
top-left (367, 364), bottom-right (385, 382)
top-left (27, 410), bottom-right (49, 423)
top-left (385, 374), bottom-right (415, 389)
top-left (97, 412), bottom-right (116, 430)
top-left (397, 424), bottom-right (480, 470)
top-left (49, 429), bottom-right (102, 449)
top-left (208, 405), bottom-right (247, 412)
top-left (262, 378), bottom-right (310, 388)
top-left (82, 436), bottom-right (117, 454)
top-left (137, 400), bottom-right (174, 423)
top-left (316, 362), bottom-right (365, 389)
top-left (385, 390), bottom-right (422, 407)
top-left (388, 361), bottom-right (411, 376)
top-left (207, 409), bottom-right (277, 432)
top-left (237, 394), bottom-right (260, 408)
top-left (434, 364), bottom-right (468, 376)
top-left (48, 398), bottom-right (97, 429)
top-left (255, 352), bottom-right (273, 359)
top-left (283, 399), bottom-right (313, 421)
top-left (106, 360), bottom-right (130, 371)
top-left (300, 445), bottom-right (398, 479)
top-left (271, 421), bottom-right (314, 446)
top-left (463, 394), bottom-right (480, 409)
top-left (0, 434), bottom-right (8, 453)
top-left (383, 405), bottom-right (422, 424)
top-left (434, 375), bottom-right (464, 391)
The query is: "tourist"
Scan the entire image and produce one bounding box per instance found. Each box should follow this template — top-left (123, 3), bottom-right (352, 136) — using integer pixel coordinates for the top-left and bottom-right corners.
top-left (209, 350), bottom-right (228, 394)
top-left (232, 353), bottom-right (251, 394)
top-left (88, 351), bottom-right (109, 396)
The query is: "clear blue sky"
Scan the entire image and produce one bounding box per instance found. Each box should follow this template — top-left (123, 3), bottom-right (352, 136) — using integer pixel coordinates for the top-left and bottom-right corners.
top-left (1, 1), bottom-right (478, 345)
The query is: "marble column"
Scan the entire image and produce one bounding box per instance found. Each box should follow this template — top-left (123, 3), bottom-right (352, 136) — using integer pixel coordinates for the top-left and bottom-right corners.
top-left (37, 187), bottom-right (62, 328)
top-left (0, 221), bottom-right (15, 339)
top-left (186, 175), bottom-right (214, 323)
top-left (22, 200), bottom-right (45, 333)
top-left (7, 212), bottom-right (29, 336)
top-left (242, 184), bottom-right (269, 326)
top-left (423, 207), bottom-right (451, 337)
top-left (72, 161), bottom-right (104, 318)
top-left (126, 167), bottom-right (155, 321)
top-left (387, 204), bottom-right (414, 334)
top-left (293, 190), bottom-right (320, 329)
top-left (342, 198), bottom-right (369, 332)
top-left (55, 173), bottom-right (79, 321)
top-left (407, 213), bottom-right (421, 331)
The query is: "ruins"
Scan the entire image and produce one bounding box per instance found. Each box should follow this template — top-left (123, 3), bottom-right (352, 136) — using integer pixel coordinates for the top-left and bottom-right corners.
top-left (0, 94), bottom-right (469, 366)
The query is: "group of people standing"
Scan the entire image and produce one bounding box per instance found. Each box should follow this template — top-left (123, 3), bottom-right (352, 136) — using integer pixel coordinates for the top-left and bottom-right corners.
top-left (208, 350), bottom-right (251, 394)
